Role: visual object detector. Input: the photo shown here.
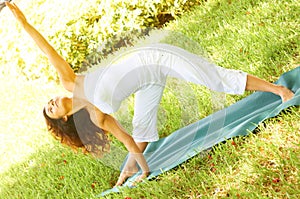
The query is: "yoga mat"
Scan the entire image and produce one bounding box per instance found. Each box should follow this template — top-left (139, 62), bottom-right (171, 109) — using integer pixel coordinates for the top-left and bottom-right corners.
top-left (99, 66), bottom-right (300, 197)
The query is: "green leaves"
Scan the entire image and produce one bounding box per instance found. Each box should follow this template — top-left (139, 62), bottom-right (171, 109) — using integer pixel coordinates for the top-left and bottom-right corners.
top-left (50, 0), bottom-right (203, 73)
top-left (0, 0), bottom-right (202, 80)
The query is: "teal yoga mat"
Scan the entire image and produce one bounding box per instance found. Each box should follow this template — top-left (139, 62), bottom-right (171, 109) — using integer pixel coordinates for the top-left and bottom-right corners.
top-left (99, 66), bottom-right (300, 197)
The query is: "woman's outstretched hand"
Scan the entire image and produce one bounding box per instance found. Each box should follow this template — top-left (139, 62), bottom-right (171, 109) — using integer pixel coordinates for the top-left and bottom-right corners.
top-left (6, 2), bottom-right (27, 26)
top-left (134, 171), bottom-right (149, 184)
top-left (115, 169), bottom-right (138, 187)
top-left (115, 170), bottom-right (149, 187)
top-left (114, 152), bottom-right (150, 187)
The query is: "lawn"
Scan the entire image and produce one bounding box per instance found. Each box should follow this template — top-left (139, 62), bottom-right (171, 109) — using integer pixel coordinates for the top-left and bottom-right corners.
top-left (0, 0), bottom-right (299, 198)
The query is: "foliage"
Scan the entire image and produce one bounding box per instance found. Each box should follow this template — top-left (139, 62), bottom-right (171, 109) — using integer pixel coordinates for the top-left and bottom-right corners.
top-left (0, 0), bottom-right (203, 79)
top-left (51, 0), bottom-right (204, 72)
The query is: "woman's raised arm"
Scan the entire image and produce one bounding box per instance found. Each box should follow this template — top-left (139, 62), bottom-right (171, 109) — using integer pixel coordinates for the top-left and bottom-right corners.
top-left (6, 2), bottom-right (76, 92)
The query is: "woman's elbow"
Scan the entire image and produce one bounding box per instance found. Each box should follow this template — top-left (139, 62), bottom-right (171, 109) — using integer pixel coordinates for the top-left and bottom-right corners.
top-left (60, 74), bottom-right (76, 92)
top-left (61, 80), bottom-right (75, 92)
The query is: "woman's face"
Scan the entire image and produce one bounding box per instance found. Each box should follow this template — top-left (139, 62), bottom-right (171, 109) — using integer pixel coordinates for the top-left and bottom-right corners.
top-left (44, 96), bottom-right (71, 119)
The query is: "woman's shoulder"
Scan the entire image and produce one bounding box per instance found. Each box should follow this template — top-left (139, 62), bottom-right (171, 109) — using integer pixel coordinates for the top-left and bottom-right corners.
top-left (73, 75), bottom-right (88, 98)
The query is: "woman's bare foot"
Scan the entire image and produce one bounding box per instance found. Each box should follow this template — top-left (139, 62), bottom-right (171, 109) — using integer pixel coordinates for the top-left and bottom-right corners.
top-left (277, 85), bottom-right (294, 102)
top-left (246, 75), bottom-right (294, 103)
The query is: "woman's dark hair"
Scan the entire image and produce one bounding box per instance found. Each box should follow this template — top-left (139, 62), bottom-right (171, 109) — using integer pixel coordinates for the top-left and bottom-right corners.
top-left (43, 108), bottom-right (110, 158)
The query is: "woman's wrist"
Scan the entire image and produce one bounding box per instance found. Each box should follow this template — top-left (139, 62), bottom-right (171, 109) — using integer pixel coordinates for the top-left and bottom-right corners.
top-left (142, 170), bottom-right (150, 175)
top-left (21, 20), bottom-right (31, 30)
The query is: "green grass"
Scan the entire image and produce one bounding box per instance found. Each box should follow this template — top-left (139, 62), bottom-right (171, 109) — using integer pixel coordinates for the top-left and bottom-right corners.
top-left (0, 0), bottom-right (300, 198)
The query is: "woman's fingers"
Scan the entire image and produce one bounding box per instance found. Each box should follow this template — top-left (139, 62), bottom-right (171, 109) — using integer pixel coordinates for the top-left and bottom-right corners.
top-left (11, 2), bottom-right (22, 12)
top-left (114, 168), bottom-right (142, 187)
top-left (135, 172), bottom-right (148, 183)
top-left (6, 2), bottom-right (18, 16)
top-left (114, 172), bottom-right (130, 187)
top-left (5, 2), bottom-right (27, 25)
top-left (5, 2), bottom-right (13, 10)
top-left (115, 171), bottom-right (149, 187)
top-left (5, 2), bottom-right (14, 9)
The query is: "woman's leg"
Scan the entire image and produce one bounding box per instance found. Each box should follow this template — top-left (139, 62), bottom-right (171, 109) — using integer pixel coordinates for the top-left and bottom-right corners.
top-left (245, 74), bottom-right (294, 102)
top-left (132, 84), bottom-right (165, 143)
top-left (154, 44), bottom-right (248, 95)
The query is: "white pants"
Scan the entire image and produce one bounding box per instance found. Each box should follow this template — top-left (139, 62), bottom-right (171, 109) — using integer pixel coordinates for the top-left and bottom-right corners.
top-left (84, 44), bottom-right (247, 142)
top-left (130, 44), bottom-right (247, 142)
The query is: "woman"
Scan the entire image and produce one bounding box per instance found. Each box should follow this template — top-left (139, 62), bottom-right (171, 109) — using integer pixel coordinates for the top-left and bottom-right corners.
top-left (6, 2), bottom-right (294, 186)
